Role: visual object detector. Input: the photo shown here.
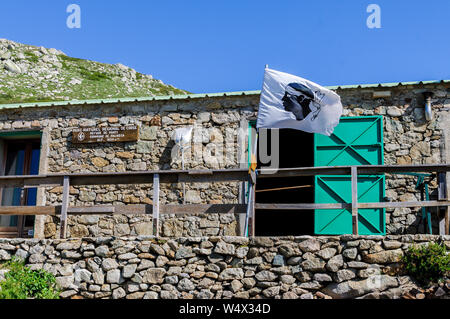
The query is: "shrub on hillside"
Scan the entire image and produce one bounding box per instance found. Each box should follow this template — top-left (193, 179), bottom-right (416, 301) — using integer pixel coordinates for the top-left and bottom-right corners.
top-left (402, 242), bottom-right (450, 285)
top-left (0, 257), bottom-right (60, 299)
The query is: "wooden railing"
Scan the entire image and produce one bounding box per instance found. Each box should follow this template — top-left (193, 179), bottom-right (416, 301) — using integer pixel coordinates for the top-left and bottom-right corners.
top-left (256, 164), bottom-right (450, 236)
top-left (0, 164), bottom-right (448, 238)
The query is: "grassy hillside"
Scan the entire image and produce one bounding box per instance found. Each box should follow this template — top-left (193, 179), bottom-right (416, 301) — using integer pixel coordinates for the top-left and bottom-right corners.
top-left (0, 39), bottom-right (189, 105)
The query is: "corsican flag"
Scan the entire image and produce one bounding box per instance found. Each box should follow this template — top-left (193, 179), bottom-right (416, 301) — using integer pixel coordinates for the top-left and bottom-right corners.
top-left (256, 68), bottom-right (343, 136)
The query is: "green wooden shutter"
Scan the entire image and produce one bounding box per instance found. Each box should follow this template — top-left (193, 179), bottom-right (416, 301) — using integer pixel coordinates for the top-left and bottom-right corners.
top-left (314, 116), bottom-right (385, 235)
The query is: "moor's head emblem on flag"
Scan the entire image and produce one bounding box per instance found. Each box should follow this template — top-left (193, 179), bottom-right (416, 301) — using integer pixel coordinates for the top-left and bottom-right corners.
top-left (281, 83), bottom-right (325, 121)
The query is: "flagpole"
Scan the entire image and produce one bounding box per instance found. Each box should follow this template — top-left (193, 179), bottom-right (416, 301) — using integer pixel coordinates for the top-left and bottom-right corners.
top-left (244, 64), bottom-right (267, 237)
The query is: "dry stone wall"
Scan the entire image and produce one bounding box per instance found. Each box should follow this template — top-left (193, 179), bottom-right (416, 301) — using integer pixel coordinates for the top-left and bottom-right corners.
top-left (0, 235), bottom-right (448, 299)
top-left (0, 83), bottom-right (448, 237)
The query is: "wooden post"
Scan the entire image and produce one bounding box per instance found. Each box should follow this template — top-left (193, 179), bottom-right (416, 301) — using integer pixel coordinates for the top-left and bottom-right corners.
top-left (59, 176), bottom-right (70, 239)
top-left (248, 172), bottom-right (256, 237)
top-left (152, 173), bottom-right (160, 237)
top-left (239, 181), bottom-right (247, 236)
top-left (438, 172), bottom-right (449, 235)
top-left (246, 185), bottom-right (256, 237)
top-left (351, 166), bottom-right (358, 235)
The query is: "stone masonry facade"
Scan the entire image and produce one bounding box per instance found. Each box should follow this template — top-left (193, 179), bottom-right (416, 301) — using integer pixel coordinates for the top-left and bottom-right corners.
top-left (0, 82), bottom-right (448, 238)
top-left (0, 235), bottom-right (448, 299)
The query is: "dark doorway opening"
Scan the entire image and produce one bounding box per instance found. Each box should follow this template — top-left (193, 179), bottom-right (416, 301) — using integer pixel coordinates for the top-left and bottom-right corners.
top-left (255, 128), bottom-right (314, 236)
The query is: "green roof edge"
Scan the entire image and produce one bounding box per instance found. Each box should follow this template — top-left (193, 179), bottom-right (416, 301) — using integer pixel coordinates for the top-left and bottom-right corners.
top-left (1, 80), bottom-right (448, 110)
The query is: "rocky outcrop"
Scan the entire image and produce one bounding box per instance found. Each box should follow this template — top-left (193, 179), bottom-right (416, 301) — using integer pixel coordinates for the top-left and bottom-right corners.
top-left (0, 38), bottom-right (188, 104)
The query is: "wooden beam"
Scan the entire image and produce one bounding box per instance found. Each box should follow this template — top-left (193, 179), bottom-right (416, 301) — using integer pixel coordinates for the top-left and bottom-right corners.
top-left (0, 175), bottom-right (63, 188)
top-left (0, 165), bottom-right (448, 187)
top-left (249, 171), bottom-right (256, 185)
top-left (0, 204), bottom-right (247, 216)
top-left (444, 207), bottom-right (450, 235)
top-left (351, 166), bottom-right (358, 235)
top-left (358, 201), bottom-right (450, 209)
top-left (256, 201), bottom-right (450, 210)
top-left (443, 173), bottom-right (450, 235)
top-left (67, 205), bottom-right (149, 215)
top-left (438, 172), bottom-right (447, 235)
top-left (256, 203), bottom-right (350, 210)
top-left (0, 230), bottom-right (19, 238)
top-left (152, 173), bottom-right (160, 237)
top-left (0, 169), bottom-right (249, 187)
top-left (0, 201), bottom-right (447, 216)
top-left (68, 206), bottom-right (115, 214)
top-left (446, 171), bottom-right (450, 235)
top-left (247, 182), bottom-right (256, 237)
top-left (66, 204), bottom-right (247, 215)
top-left (59, 176), bottom-right (70, 239)
top-left (257, 166), bottom-right (351, 178)
top-left (239, 179), bottom-right (248, 237)
top-left (187, 170), bottom-right (213, 175)
top-left (356, 164), bottom-right (450, 174)
top-left (0, 206), bottom-right (57, 215)
top-left (438, 172), bottom-right (447, 201)
top-left (178, 171), bottom-right (247, 184)
top-left (257, 164), bottom-right (450, 178)
top-left (160, 204), bottom-right (247, 215)
top-left (66, 169), bottom-right (247, 185)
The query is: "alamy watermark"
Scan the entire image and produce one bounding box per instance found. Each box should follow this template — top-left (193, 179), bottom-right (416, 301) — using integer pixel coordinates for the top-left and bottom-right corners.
top-left (366, 4), bottom-right (381, 29)
top-left (170, 123), bottom-right (280, 173)
top-left (66, 4), bottom-right (81, 29)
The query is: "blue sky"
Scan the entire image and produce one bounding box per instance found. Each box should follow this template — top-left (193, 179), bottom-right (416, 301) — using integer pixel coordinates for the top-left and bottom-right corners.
top-left (1, 0), bottom-right (449, 93)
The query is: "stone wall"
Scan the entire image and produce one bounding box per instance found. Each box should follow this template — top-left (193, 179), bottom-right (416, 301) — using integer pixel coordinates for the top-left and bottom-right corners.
top-left (0, 82), bottom-right (448, 237)
top-left (0, 235), bottom-right (448, 299)
top-left (0, 95), bottom-right (258, 238)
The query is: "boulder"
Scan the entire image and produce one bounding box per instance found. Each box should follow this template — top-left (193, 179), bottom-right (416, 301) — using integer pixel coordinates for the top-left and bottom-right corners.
top-left (218, 268), bottom-right (244, 280)
top-left (213, 240), bottom-right (235, 255)
top-left (4, 60), bottom-right (21, 73)
top-left (326, 255), bottom-right (344, 272)
top-left (298, 239), bottom-right (321, 252)
top-left (316, 248), bottom-right (337, 260)
top-left (301, 257), bottom-right (326, 272)
top-left (363, 249), bottom-right (404, 264)
top-left (262, 286), bottom-right (280, 298)
top-left (323, 275), bottom-right (398, 299)
top-left (255, 270), bottom-right (277, 282)
top-left (177, 278), bottom-right (195, 292)
top-left (142, 268), bottom-right (166, 284)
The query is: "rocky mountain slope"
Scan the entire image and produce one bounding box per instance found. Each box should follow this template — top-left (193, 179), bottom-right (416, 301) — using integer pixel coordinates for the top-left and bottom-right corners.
top-left (0, 39), bottom-right (189, 104)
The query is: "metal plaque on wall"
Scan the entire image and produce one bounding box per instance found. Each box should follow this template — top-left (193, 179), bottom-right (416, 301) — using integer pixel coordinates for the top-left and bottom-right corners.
top-left (72, 125), bottom-right (139, 144)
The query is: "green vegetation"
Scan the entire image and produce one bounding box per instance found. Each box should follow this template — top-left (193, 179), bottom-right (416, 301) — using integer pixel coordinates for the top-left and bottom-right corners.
top-left (23, 51), bottom-right (39, 63)
top-left (0, 92), bottom-right (60, 105)
top-left (0, 41), bottom-right (189, 105)
top-left (77, 66), bottom-right (112, 82)
top-left (0, 257), bottom-right (60, 299)
top-left (59, 55), bottom-right (83, 63)
top-left (0, 93), bottom-right (13, 104)
top-left (402, 242), bottom-right (450, 285)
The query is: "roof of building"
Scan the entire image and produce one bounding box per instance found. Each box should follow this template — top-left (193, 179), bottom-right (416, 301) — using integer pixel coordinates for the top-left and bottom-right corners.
top-left (1, 79), bottom-right (448, 111)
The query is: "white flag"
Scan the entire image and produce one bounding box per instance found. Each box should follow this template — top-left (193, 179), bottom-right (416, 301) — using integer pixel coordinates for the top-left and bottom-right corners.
top-left (256, 68), bottom-right (343, 136)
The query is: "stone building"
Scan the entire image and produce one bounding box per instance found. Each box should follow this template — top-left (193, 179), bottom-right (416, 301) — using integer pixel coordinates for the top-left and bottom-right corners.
top-left (0, 80), bottom-right (448, 239)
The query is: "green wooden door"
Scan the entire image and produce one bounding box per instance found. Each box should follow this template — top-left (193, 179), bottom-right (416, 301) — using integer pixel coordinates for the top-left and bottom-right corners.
top-left (314, 116), bottom-right (385, 235)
